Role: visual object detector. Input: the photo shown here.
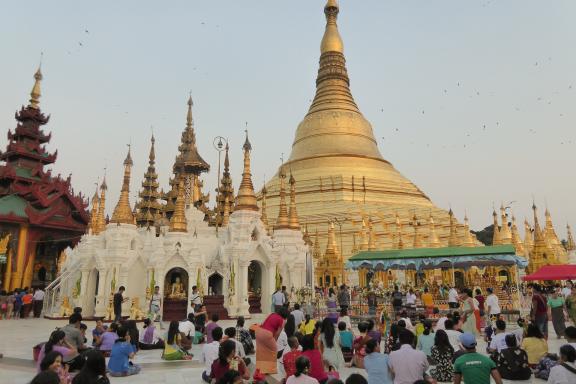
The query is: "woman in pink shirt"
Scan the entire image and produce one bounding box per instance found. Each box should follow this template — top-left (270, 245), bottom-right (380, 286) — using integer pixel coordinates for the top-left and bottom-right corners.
top-left (300, 334), bottom-right (328, 383)
top-left (256, 307), bottom-right (288, 374)
top-left (36, 330), bottom-right (77, 372)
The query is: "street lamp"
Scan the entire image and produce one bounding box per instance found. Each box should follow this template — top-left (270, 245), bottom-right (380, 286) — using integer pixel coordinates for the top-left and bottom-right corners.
top-left (213, 136), bottom-right (227, 236)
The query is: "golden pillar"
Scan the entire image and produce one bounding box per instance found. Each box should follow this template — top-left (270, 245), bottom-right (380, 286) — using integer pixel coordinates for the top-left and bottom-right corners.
top-left (1, 236), bottom-right (12, 291)
top-left (10, 225), bottom-right (28, 290)
top-left (22, 240), bottom-right (37, 288)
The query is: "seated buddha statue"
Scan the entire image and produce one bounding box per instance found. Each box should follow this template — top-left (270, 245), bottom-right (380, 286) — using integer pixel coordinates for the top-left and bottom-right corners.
top-left (168, 277), bottom-right (186, 299)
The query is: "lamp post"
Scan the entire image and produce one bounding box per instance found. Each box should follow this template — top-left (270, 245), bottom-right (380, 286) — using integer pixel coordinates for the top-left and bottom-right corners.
top-left (213, 136), bottom-right (228, 236)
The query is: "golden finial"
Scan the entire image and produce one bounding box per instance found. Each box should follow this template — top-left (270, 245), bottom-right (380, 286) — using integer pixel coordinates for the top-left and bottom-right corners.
top-left (325, 221), bottom-right (340, 258)
top-left (288, 171), bottom-right (300, 230)
top-left (428, 214), bottom-right (441, 248)
top-left (321, 0), bottom-right (344, 54)
top-left (186, 94), bottom-right (193, 130)
top-left (88, 182), bottom-right (100, 234)
top-left (260, 183), bottom-right (269, 232)
top-left (566, 224), bottom-right (576, 251)
top-left (524, 219), bottom-right (533, 249)
top-left (274, 166), bottom-right (290, 229)
top-left (448, 209), bottom-right (460, 247)
top-left (28, 62), bottom-right (43, 109)
top-left (94, 173), bottom-right (108, 234)
top-left (395, 213), bottom-right (403, 249)
top-left (462, 213), bottom-right (476, 247)
top-left (499, 204), bottom-right (512, 244)
top-left (169, 180), bottom-right (188, 232)
top-left (532, 203), bottom-right (544, 242)
top-left (222, 196), bottom-right (230, 226)
top-left (410, 213), bottom-right (422, 248)
top-left (111, 145), bottom-right (135, 224)
top-left (510, 215), bottom-right (525, 255)
top-left (235, 129), bottom-right (259, 211)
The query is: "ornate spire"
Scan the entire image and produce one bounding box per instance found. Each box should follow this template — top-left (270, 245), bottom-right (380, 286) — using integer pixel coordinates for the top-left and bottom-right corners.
top-left (274, 166), bottom-right (290, 230)
top-left (303, 224), bottom-right (313, 246)
top-left (428, 214), bottom-right (441, 248)
top-left (215, 143), bottom-right (234, 223)
top-left (28, 65), bottom-right (43, 109)
top-left (511, 216), bottom-right (525, 255)
top-left (530, 203), bottom-right (551, 272)
top-left (169, 180), bottom-right (187, 232)
top-left (325, 221), bottom-right (340, 259)
top-left (236, 131), bottom-right (259, 211)
top-left (499, 204), bottom-right (512, 244)
top-left (492, 209), bottom-right (502, 245)
top-left (111, 146), bottom-right (135, 224)
top-left (288, 172), bottom-right (300, 230)
top-left (136, 135), bottom-right (162, 227)
top-left (544, 208), bottom-right (561, 246)
top-left (410, 213), bottom-right (422, 248)
top-left (88, 184), bottom-right (100, 234)
top-left (448, 209), bottom-right (460, 247)
top-left (395, 213), bottom-right (404, 249)
top-left (313, 229), bottom-right (321, 260)
top-left (462, 213), bottom-right (476, 247)
top-left (95, 176), bottom-right (108, 234)
top-left (222, 196), bottom-right (230, 226)
top-left (321, 0), bottom-right (344, 55)
top-left (524, 219), bottom-right (534, 250)
top-left (566, 224), bottom-right (576, 251)
top-left (260, 183), bottom-right (269, 233)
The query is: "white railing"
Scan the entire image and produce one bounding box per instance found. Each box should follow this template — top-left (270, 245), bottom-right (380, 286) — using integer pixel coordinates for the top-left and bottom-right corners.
top-left (43, 258), bottom-right (82, 317)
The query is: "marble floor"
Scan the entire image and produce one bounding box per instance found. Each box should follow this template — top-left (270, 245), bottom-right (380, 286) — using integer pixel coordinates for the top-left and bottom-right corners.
top-left (0, 317), bottom-right (569, 384)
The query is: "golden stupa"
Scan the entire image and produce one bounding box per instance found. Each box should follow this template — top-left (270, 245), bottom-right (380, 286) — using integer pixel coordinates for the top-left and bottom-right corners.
top-left (263, 0), bottom-right (476, 261)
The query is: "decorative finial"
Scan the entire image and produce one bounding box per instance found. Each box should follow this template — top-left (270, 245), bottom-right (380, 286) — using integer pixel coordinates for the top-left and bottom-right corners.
top-left (288, 171), bottom-right (300, 230)
top-left (186, 94), bottom-right (193, 128)
top-left (28, 62), bottom-right (43, 109)
top-left (235, 126), bottom-right (259, 211)
top-left (110, 145), bottom-right (135, 224)
top-left (321, 0), bottom-right (343, 54)
top-left (274, 164), bottom-right (290, 230)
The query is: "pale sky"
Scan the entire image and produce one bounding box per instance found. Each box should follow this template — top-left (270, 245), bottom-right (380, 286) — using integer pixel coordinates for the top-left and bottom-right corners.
top-left (1, 0), bottom-right (575, 235)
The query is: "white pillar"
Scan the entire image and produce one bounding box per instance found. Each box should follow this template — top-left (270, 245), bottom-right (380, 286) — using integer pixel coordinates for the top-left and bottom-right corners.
top-left (237, 260), bottom-right (251, 317)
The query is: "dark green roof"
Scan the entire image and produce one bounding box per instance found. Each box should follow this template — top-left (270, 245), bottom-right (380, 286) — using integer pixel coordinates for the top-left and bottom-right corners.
top-left (15, 167), bottom-right (40, 180)
top-left (349, 245), bottom-right (516, 261)
top-left (0, 195), bottom-right (28, 218)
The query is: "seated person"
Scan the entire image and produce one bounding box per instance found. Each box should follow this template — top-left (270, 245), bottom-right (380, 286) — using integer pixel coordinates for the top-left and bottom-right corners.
top-left (179, 313), bottom-right (196, 344)
top-left (210, 340), bottom-right (250, 383)
top-left (96, 322), bottom-right (119, 354)
top-left (107, 326), bottom-right (141, 377)
top-left (139, 318), bottom-right (164, 350)
top-left (91, 320), bottom-right (108, 347)
top-left (36, 330), bottom-right (78, 373)
top-left (235, 316), bottom-right (254, 355)
top-left (201, 327), bottom-right (223, 383)
top-left (338, 321), bottom-right (353, 362)
top-left (496, 334), bottom-right (532, 380)
top-left (162, 320), bottom-right (193, 360)
top-left (282, 336), bottom-right (302, 379)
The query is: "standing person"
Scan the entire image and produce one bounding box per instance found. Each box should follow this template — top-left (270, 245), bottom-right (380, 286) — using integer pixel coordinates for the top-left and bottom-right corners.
top-left (453, 332), bottom-right (503, 384)
top-left (429, 330), bottom-right (454, 382)
top-left (190, 285), bottom-right (203, 312)
top-left (13, 288), bottom-right (22, 319)
top-left (520, 323), bottom-right (548, 366)
top-left (460, 288), bottom-right (477, 335)
top-left (0, 290), bottom-right (7, 319)
top-left (448, 286), bottom-right (459, 309)
top-left (282, 286), bottom-right (290, 308)
top-left (421, 287), bottom-right (434, 315)
top-left (388, 329), bottom-right (429, 384)
top-left (561, 281), bottom-right (573, 298)
top-left (291, 303), bottom-right (305, 328)
top-left (405, 289), bottom-right (416, 309)
top-left (547, 289), bottom-right (567, 339)
top-left (391, 286), bottom-right (403, 315)
top-left (486, 287), bottom-right (501, 321)
top-left (113, 286), bottom-right (128, 323)
top-left (272, 287), bottom-right (286, 313)
top-left (530, 284), bottom-right (549, 338)
top-left (319, 318), bottom-right (344, 371)
top-left (107, 327), bottom-right (141, 377)
top-left (353, 321), bottom-right (371, 367)
top-left (149, 285), bottom-right (163, 328)
top-left (337, 285), bottom-right (350, 312)
top-left (235, 316), bottom-right (254, 355)
top-left (547, 344), bottom-right (576, 384)
top-left (22, 288), bottom-right (34, 318)
top-left (326, 288), bottom-right (338, 324)
top-left (496, 334), bottom-right (532, 380)
top-left (33, 287), bottom-right (45, 318)
top-left (256, 307), bottom-right (288, 374)
top-left (566, 285), bottom-right (576, 325)
top-left (364, 339), bottom-right (392, 384)
top-left (475, 288), bottom-right (485, 317)
top-left (6, 290), bottom-right (15, 319)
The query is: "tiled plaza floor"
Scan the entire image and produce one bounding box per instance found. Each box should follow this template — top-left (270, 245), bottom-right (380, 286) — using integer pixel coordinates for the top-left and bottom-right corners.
top-left (0, 317), bottom-right (570, 384)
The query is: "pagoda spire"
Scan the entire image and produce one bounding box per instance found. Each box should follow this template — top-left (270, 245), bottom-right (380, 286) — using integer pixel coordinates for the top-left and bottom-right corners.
top-left (95, 176), bottom-right (108, 233)
top-left (274, 166), bottom-right (290, 230)
top-left (111, 146), bottom-right (135, 224)
top-left (511, 215), bottom-right (525, 255)
top-left (524, 219), bottom-right (534, 250)
top-left (410, 213), bottom-right (422, 248)
top-left (88, 184), bottom-right (100, 234)
top-left (215, 143), bottom-right (234, 224)
top-left (492, 209), bottom-right (502, 245)
top-left (325, 221), bottom-right (340, 258)
top-left (428, 214), bottom-right (441, 248)
top-left (448, 209), bottom-right (460, 246)
top-left (530, 203), bottom-right (550, 272)
top-left (260, 183), bottom-right (269, 233)
top-left (28, 65), bottom-right (43, 109)
top-left (544, 208), bottom-right (561, 246)
top-left (566, 224), bottom-right (576, 251)
top-left (136, 135), bottom-right (162, 227)
top-left (222, 196), bottom-right (230, 226)
top-left (462, 213), bottom-right (476, 247)
top-left (288, 172), bottom-right (300, 230)
top-left (169, 180), bottom-right (187, 232)
top-left (499, 204), bottom-right (512, 244)
top-left (236, 130), bottom-right (259, 211)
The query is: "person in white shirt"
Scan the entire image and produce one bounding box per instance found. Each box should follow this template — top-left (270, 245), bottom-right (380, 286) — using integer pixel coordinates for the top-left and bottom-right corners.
top-left (224, 327), bottom-right (246, 358)
top-left (547, 344), bottom-right (576, 384)
top-left (488, 319), bottom-right (509, 353)
top-left (272, 288), bottom-right (286, 312)
top-left (448, 287), bottom-right (459, 309)
top-left (443, 319), bottom-right (462, 351)
top-left (388, 329), bottom-right (429, 384)
top-left (485, 288), bottom-right (501, 319)
top-left (406, 289), bottom-right (417, 308)
top-left (179, 313), bottom-right (196, 340)
top-left (291, 303), bottom-right (305, 327)
top-left (338, 308), bottom-right (352, 331)
top-left (562, 281), bottom-right (573, 298)
top-left (32, 288), bottom-right (45, 318)
top-left (435, 315), bottom-right (449, 331)
top-left (190, 285), bottom-right (202, 312)
top-left (149, 286), bottom-right (163, 328)
top-left (201, 327), bottom-right (223, 383)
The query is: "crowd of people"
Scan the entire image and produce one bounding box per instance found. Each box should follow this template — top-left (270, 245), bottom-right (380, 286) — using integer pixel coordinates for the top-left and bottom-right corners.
top-left (0, 286), bottom-right (45, 319)
top-left (24, 280), bottom-right (576, 384)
